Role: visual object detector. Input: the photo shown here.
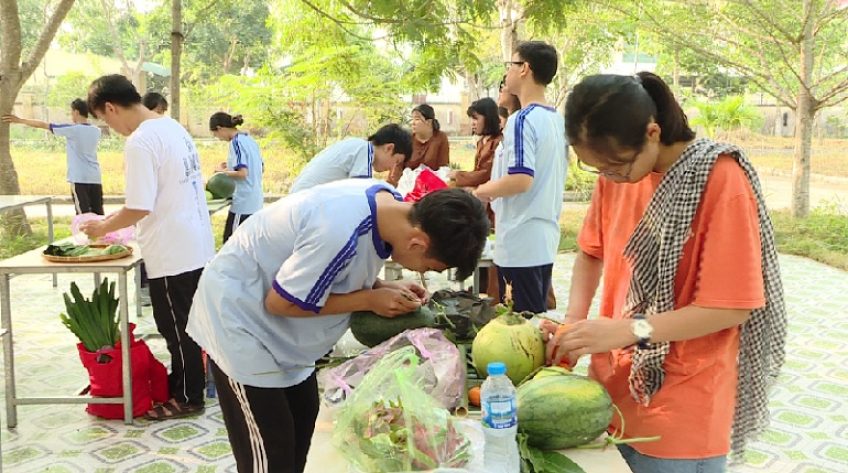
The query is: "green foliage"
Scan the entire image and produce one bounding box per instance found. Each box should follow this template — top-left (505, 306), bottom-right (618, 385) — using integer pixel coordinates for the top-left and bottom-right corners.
top-left (691, 96), bottom-right (763, 137)
top-left (46, 72), bottom-right (96, 108)
top-left (770, 202), bottom-right (848, 271)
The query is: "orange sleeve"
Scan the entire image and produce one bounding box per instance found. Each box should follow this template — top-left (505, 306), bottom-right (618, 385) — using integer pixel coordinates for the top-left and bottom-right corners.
top-left (577, 179), bottom-right (605, 259)
top-left (692, 161), bottom-right (765, 309)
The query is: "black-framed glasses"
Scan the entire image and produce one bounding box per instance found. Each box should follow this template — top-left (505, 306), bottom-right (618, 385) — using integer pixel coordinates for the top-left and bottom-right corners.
top-left (504, 61), bottom-right (525, 68)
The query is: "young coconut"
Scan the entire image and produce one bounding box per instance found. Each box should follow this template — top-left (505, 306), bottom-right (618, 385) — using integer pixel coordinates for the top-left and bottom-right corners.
top-left (471, 285), bottom-right (545, 384)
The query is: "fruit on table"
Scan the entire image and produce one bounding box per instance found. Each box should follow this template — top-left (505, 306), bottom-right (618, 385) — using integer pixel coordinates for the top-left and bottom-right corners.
top-left (349, 305), bottom-right (436, 347)
top-left (517, 373), bottom-right (614, 450)
top-left (205, 190), bottom-right (215, 201)
top-left (467, 386), bottom-right (481, 407)
top-left (206, 172), bottom-right (236, 199)
top-left (471, 312), bottom-right (545, 385)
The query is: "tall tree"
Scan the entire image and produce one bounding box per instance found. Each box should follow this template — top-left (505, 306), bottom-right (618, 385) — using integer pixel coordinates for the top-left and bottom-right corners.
top-left (170, 0), bottom-right (182, 120)
top-left (625, 0), bottom-right (848, 217)
top-left (0, 0), bottom-right (75, 236)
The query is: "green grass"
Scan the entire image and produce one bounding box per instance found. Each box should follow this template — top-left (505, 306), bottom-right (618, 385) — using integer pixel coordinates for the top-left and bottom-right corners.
top-left (0, 217), bottom-right (72, 260)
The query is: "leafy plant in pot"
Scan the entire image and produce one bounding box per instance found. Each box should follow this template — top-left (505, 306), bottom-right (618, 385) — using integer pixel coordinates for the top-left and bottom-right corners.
top-left (60, 279), bottom-right (119, 362)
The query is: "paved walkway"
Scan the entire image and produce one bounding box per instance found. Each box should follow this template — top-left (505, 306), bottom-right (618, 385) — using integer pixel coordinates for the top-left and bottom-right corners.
top-left (1, 253), bottom-right (846, 472)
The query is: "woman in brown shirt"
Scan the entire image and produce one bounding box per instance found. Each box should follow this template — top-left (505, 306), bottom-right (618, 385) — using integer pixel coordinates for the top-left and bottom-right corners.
top-left (450, 97), bottom-right (502, 190)
top-left (388, 103), bottom-right (450, 186)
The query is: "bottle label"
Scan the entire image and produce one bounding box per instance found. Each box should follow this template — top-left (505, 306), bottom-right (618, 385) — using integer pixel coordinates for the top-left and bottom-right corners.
top-left (482, 395), bottom-right (516, 429)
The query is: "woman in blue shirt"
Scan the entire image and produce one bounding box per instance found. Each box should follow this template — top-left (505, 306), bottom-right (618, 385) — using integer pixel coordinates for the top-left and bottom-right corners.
top-left (210, 112), bottom-right (265, 242)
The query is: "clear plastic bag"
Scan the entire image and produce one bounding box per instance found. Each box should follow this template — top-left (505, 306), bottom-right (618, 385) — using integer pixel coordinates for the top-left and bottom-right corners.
top-left (333, 346), bottom-right (473, 472)
top-left (71, 213), bottom-right (135, 245)
top-left (319, 328), bottom-right (464, 409)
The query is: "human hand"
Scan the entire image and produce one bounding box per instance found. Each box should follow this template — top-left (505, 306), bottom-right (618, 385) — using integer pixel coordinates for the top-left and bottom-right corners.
top-left (215, 162), bottom-right (227, 173)
top-left (79, 220), bottom-right (109, 239)
top-left (1, 115), bottom-right (21, 124)
top-left (368, 286), bottom-right (423, 318)
top-left (385, 279), bottom-right (429, 302)
top-left (546, 318), bottom-right (636, 367)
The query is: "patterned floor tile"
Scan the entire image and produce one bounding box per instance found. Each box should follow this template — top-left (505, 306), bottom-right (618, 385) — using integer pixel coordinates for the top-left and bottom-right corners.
top-left (0, 255), bottom-right (846, 471)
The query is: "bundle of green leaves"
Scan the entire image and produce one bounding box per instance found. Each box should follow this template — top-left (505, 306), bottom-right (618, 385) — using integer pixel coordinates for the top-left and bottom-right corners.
top-left (59, 279), bottom-right (120, 352)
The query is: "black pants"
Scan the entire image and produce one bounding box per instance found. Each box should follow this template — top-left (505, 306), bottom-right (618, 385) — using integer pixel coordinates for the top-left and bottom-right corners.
top-left (223, 211), bottom-right (253, 243)
top-left (148, 267), bottom-right (205, 406)
top-left (497, 264), bottom-right (553, 314)
top-left (210, 360), bottom-right (320, 473)
top-left (70, 183), bottom-right (104, 215)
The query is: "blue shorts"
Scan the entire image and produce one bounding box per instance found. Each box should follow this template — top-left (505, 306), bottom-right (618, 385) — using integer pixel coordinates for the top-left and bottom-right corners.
top-left (617, 444), bottom-right (727, 473)
top-left (496, 264), bottom-right (552, 314)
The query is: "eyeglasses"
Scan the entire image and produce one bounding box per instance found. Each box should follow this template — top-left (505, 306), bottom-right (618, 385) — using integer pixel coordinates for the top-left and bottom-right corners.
top-left (576, 151), bottom-right (639, 180)
top-left (504, 61), bottom-right (525, 68)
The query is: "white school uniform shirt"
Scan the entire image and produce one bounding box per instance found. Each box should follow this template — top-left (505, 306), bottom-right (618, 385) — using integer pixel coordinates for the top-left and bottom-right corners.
top-left (186, 179), bottom-right (399, 388)
top-left (290, 138), bottom-right (373, 192)
top-left (227, 132), bottom-right (264, 215)
top-left (490, 104), bottom-right (567, 267)
top-left (123, 117), bottom-right (215, 278)
top-left (50, 123), bottom-right (102, 184)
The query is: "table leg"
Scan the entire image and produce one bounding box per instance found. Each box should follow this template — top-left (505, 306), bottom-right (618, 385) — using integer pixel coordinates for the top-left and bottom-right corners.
top-left (134, 265), bottom-right (142, 319)
top-left (46, 201), bottom-right (56, 288)
top-left (94, 273), bottom-right (101, 288)
top-left (472, 266), bottom-right (481, 296)
top-left (119, 273), bottom-right (133, 424)
top-left (1, 274), bottom-right (18, 428)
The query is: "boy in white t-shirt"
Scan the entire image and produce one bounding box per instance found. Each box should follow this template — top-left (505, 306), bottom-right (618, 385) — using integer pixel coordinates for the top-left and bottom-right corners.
top-left (2, 99), bottom-right (104, 214)
top-left (80, 75), bottom-right (215, 420)
top-left (186, 180), bottom-right (489, 472)
top-left (290, 124), bottom-right (412, 193)
top-left (474, 41), bottom-right (567, 313)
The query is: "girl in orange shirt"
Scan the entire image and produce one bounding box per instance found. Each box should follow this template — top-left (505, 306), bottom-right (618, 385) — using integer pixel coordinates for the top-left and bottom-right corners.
top-left (543, 72), bottom-right (787, 472)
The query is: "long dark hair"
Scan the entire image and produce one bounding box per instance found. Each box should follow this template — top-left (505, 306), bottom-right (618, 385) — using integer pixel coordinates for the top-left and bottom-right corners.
top-left (565, 72), bottom-right (695, 157)
top-left (466, 98), bottom-right (500, 136)
top-left (209, 112), bottom-right (244, 130)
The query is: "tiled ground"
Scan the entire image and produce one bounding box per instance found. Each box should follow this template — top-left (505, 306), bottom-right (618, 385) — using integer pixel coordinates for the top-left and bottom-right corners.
top-left (1, 253), bottom-right (846, 472)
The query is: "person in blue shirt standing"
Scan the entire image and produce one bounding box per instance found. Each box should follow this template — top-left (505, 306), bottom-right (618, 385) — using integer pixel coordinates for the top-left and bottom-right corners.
top-left (209, 112), bottom-right (265, 243)
top-left (3, 99), bottom-right (104, 214)
top-left (290, 123), bottom-right (412, 193)
top-left (474, 41), bottom-right (567, 314)
top-left (187, 180), bottom-right (489, 472)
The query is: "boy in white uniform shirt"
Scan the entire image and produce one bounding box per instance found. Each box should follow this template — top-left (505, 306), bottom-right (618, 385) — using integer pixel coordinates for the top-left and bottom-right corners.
top-left (2, 99), bottom-right (104, 214)
top-left (186, 180), bottom-right (489, 473)
top-left (475, 41), bottom-right (566, 313)
top-left (290, 124), bottom-right (412, 193)
top-left (80, 75), bottom-right (215, 420)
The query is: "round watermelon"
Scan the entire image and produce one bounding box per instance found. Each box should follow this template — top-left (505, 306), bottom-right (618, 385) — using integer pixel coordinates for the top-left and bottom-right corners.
top-left (206, 173), bottom-right (236, 199)
top-left (349, 306), bottom-right (436, 347)
top-left (517, 374), bottom-right (613, 450)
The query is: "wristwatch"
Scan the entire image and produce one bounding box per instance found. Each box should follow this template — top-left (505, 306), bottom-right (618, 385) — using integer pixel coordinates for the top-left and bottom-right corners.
top-left (631, 313), bottom-right (653, 349)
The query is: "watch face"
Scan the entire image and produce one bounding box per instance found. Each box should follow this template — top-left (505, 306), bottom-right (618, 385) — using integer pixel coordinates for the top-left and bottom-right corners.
top-left (633, 319), bottom-right (653, 338)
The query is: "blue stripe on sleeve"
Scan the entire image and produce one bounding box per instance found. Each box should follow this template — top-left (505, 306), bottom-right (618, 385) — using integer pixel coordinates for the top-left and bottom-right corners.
top-left (304, 216), bottom-right (374, 307)
top-left (367, 143), bottom-right (374, 178)
top-left (507, 167), bottom-right (535, 177)
top-left (513, 107), bottom-right (534, 169)
top-left (272, 281), bottom-right (321, 313)
top-left (232, 135), bottom-right (244, 167)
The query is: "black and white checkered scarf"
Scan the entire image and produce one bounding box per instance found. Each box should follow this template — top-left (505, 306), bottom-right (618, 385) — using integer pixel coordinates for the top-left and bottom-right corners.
top-left (622, 138), bottom-right (787, 460)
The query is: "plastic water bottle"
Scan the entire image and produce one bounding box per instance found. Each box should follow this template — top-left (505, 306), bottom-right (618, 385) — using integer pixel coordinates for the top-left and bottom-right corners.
top-left (481, 361), bottom-right (520, 473)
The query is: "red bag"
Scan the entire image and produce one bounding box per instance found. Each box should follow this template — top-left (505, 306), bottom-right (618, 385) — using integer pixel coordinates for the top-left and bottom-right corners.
top-left (403, 167), bottom-right (448, 203)
top-left (77, 323), bottom-right (169, 419)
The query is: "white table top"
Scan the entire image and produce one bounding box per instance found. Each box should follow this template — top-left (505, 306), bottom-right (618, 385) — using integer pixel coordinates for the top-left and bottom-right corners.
top-left (0, 242), bottom-right (142, 274)
top-left (304, 406), bottom-right (629, 473)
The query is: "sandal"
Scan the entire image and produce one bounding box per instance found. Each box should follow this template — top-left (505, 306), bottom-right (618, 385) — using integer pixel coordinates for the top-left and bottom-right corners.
top-left (144, 398), bottom-right (205, 421)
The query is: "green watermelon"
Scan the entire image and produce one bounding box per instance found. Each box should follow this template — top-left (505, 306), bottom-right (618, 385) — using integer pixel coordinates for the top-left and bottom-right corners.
top-left (517, 374), bottom-right (613, 450)
top-left (349, 306), bottom-right (436, 347)
top-left (206, 173), bottom-right (236, 199)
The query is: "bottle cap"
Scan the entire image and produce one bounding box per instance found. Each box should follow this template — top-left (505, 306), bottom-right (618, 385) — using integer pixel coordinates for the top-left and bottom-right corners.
top-left (487, 362), bottom-right (506, 376)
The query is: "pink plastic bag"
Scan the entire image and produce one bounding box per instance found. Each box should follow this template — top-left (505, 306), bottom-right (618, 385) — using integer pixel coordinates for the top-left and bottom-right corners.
top-left (319, 328), bottom-right (465, 409)
top-left (71, 213), bottom-right (135, 245)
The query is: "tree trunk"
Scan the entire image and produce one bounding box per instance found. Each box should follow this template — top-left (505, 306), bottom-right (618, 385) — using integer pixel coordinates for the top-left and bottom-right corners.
top-left (791, 0), bottom-right (816, 218)
top-left (170, 0), bottom-right (183, 122)
top-left (465, 71), bottom-right (483, 101)
top-left (498, 0), bottom-right (520, 60)
top-left (1, 0), bottom-right (76, 237)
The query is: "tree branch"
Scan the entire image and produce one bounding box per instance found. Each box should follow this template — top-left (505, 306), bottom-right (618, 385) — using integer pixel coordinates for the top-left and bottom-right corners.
top-left (184, 0), bottom-right (222, 39)
top-left (738, 0), bottom-right (798, 43)
top-left (20, 0), bottom-right (76, 81)
top-left (817, 77), bottom-right (848, 109)
top-left (296, 0), bottom-right (384, 41)
top-left (99, 0), bottom-right (130, 72)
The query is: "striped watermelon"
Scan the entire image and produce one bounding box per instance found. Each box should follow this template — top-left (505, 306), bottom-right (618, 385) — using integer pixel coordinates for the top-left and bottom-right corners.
top-left (517, 373), bottom-right (613, 450)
